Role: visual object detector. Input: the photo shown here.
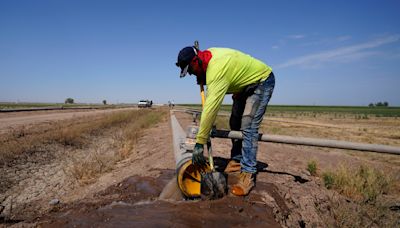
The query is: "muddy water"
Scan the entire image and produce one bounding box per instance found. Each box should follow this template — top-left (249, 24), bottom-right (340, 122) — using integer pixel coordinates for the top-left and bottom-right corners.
top-left (158, 175), bottom-right (184, 201)
top-left (39, 169), bottom-right (281, 227)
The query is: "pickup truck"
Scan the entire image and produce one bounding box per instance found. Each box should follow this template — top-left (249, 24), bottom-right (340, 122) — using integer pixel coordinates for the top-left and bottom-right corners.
top-left (138, 100), bottom-right (152, 108)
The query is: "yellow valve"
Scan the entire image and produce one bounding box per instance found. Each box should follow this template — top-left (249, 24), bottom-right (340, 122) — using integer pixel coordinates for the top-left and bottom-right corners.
top-left (177, 159), bottom-right (211, 198)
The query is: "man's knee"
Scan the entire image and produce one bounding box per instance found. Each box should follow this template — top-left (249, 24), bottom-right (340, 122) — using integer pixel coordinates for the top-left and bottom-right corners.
top-left (241, 115), bottom-right (252, 130)
top-left (241, 97), bottom-right (260, 130)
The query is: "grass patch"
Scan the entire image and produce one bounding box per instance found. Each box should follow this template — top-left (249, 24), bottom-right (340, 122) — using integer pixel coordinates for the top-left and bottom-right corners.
top-left (116, 110), bottom-right (165, 159)
top-left (322, 165), bottom-right (392, 203)
top-left (321, 165), bottom-right (398, 227)
top-left (66, 147), bottom-right (116, 184)
top-left (322, 171), bottom-right (335, 189)
top-left (306, 160), bottom-right (318, 176)
top-left (327, 195), bottom-right (399, 228)
top-left (64, 109), bottom-right (166, 183)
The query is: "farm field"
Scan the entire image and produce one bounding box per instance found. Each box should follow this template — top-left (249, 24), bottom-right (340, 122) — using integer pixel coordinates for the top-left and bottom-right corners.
top-left (183, 104), bottom-right (400, 147)
top-left (0, 106), bottom-right (399, 227)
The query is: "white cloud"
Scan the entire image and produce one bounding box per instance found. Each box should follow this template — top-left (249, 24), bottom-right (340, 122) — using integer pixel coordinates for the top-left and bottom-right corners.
top-left (288, 34), bottom-right (305, 39)
top-left (337, 51), bottom-right (381, 62)
top-left (276, 34), bottom-right (400, 69)
top-left (272, 34), bottom-right (305, 49)
top-left (301, 35), bottom-right (352, 47)
top-left (336, 35), bottom-right (352, 42)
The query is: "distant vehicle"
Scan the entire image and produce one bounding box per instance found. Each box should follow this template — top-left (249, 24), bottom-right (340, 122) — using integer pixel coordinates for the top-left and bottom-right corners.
top-left (168, 100), bottom-right (175, 108)
top-left (138, 100), bottom-right (152, 108)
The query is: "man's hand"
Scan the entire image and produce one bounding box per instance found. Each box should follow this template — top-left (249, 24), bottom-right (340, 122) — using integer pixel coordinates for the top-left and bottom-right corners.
top-left (192, 143), bottom-right (207, 167)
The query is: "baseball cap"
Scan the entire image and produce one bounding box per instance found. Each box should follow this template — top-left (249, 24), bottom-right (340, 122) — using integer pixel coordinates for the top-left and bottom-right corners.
top-left (176, 46), bottom-right (197, 77)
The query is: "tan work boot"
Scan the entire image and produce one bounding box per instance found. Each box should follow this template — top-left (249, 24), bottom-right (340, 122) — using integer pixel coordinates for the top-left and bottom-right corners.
top-left (224, 160), bottom-right (241, 173)
top-left (231, 172), bottom-right (255, 196)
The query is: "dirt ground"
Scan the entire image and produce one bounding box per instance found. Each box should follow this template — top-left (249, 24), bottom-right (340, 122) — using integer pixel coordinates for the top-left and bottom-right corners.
top-left (1, 108), bottom-right (399, 227)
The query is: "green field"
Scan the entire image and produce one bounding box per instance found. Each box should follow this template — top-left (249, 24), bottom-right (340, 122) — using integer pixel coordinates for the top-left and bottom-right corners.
top-left (180, 104), bottom-right (400, 117)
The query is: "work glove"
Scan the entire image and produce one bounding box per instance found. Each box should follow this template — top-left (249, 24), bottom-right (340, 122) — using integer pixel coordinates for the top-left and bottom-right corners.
top-left (192, 143), bottom-right (207, 167)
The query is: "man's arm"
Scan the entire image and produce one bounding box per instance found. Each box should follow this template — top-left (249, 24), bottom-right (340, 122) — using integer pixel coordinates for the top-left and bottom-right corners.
top-left (196, 77), bottom-right (229, 144)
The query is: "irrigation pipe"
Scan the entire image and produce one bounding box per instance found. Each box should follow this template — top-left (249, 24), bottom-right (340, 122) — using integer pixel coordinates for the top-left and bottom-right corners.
top-left (211, 129), bottom-right (400, 155)
top-left (170, 111), bottom-right (193, 167)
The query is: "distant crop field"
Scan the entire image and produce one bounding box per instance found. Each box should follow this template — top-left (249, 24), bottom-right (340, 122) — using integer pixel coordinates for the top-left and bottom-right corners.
top-left (267, 105), bottom-right (400, 116)
top-left (180, 104), bottom-right (400, 117)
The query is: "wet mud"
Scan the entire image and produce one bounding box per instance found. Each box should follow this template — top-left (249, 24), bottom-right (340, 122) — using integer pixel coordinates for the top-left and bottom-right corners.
top-left (38, 168), bottom-right (283, 227)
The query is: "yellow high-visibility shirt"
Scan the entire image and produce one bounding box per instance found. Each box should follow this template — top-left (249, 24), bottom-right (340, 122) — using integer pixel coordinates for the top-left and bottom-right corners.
top-left (196, 48), bottom-right (272, 144)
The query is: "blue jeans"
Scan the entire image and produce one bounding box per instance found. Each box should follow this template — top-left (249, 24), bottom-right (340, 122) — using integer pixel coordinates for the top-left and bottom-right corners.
top-left (229, 72), bottom-right (275, 173)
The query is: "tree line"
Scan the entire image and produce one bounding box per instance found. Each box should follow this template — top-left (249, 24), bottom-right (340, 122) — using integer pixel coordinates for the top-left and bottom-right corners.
top-left (368, 101), bottom-right (389, 107)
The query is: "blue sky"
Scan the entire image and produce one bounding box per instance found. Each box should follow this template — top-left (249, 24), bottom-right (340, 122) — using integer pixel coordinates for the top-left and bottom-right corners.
top-left (1, 0), bottom-right (399, 106)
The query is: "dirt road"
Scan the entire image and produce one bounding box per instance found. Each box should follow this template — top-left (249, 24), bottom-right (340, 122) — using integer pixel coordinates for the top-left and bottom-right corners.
top-left (0, 108), bottom-right (137, 134)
